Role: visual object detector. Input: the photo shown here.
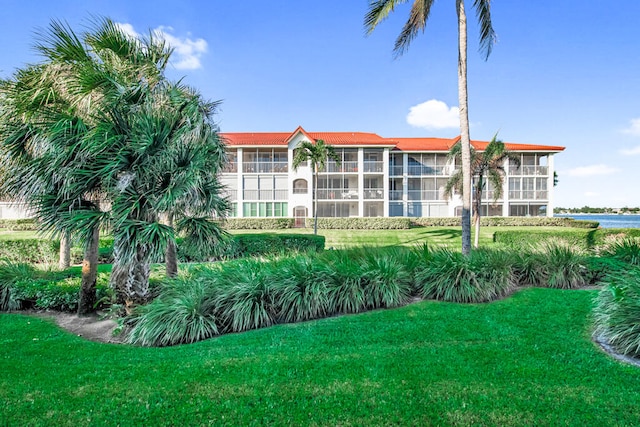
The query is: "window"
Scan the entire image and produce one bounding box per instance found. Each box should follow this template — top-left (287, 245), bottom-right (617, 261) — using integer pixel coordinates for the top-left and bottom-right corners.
top-left (242, 202), bottom-right (288, 217)
top-left (293, 179), bottom-right (308, 194)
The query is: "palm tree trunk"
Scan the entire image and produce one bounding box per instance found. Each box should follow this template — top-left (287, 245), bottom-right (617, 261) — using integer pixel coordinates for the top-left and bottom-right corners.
top-left (457, 0), bottom-right (472, 256)
top-left (59, 230), bottom-right (71, 270)
top-left (162, 212), bottom-right (178, 278)
top-left (313, 164), bottom-right (318, 235)
top-left (111, 244), bottom-right (152, 314)
top-left (473, 175), bottom-right (483, 248)
top-left (77, 226), bottom-right (99, 315)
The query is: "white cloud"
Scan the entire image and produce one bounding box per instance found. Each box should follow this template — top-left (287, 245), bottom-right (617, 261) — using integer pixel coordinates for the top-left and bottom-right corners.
top-left (622, 118), bottom-right (640, 136)
top-left (407, 99), bottom-right (460, 130)
top-left (566, 164), bottom-right (619, 177)
top-left (115, 22), bottom-right (207, 70)
top-left (620, 145), bottom-right (640, 156)
top-left (584, 191), bottom-right (599, 197)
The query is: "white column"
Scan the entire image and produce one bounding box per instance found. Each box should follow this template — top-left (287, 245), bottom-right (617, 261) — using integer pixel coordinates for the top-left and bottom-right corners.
top-left (547, 154), bottom-right (555, 217)
top-left (236, 148), bottom-right (244, 217)
top-left (503, 156), bottom-right (510, 217)
top-left (358, 148), bottom-right (364, 217)
top-left (383, 148), bottom-right (390, 217)
top-left (402, 153), bottom-right (408, 217)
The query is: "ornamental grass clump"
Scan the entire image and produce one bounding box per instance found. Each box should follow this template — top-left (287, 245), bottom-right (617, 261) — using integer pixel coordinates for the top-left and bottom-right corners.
top-left (594, 267), bottom-right (640, 357)
top-left (361, 246), bottom-right (416, 309)
top-left (599, 237), bottom-right (640, 266)
top-left (415, 247), bottom-right (515, 303)
top-left (213, 258), bottom-right (277, 333)
top-left (321, 248), bottom-right (368, 315)
top-left (513, 240), bottom-right (589, 289)
top-left (126, 278), bottom-right (219, 347)
top-left (270, 255), bottom-right (330, 323)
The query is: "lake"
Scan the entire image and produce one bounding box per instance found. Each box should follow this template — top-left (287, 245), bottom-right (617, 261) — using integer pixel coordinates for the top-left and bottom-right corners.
top-left (555, 214), bottom-right (640, 229)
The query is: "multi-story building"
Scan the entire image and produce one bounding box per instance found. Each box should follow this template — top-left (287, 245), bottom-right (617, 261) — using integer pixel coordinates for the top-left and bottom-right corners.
top-left (220, 126), bottom-right (564, 222)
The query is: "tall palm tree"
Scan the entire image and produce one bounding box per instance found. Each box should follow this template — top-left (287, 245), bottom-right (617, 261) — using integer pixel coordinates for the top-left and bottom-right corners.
top-left (365, 0), bottom-right (496, 255)
top-left (445, 135), bottom-right (519, 247)
top-left (292, 139), bottom-right (340, 235)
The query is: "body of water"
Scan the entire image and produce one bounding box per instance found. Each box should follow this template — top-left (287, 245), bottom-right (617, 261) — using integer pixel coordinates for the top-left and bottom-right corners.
top-left (555, 214), bottom-right (640, 229)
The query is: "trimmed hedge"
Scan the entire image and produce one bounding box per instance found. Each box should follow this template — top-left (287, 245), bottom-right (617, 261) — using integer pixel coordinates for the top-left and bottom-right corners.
top-left (0, 218), bottom-right (39, 231)
top-left (233, 233), bottom-right (325, 257)
top-left (308, 217), bottom-right (411, 229)
top-left (0, 239), bottom-right (59, 264)
top-left (494, 228), bottom-right (640, 250)
top-left (221, 218), bottom-right (294, 229)
top-left (411, 216), bottom-right (599, 228)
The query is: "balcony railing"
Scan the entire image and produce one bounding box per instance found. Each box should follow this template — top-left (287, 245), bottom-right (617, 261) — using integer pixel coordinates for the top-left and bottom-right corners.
top-left (508, 190), bottom-right (548, 200)
top-left (222, 163), bottom-right (238, 173)
top-left (325, 161), bottom-right (358, 173)
top-left (389, 190), bottom-right (403, 201)
top-left (363, 161), bottom-right (384, 173)
top-left (243, 189), bottom-right (289, 200)
top-left (363, 188), bottom-right (384, 199)
top-left (390, 166), bottom-right (404, 176)
top-left (407, 190), bottom-right (443, 201)
top-left (242, 162), bottom-right (288, 173)
top-left (316, 189), bottom-right (359, 199)
top-left (407, 165), bottom-right (448, 176)
top-left (222, 189), bottom-right (238, 200)
top-left (509, 165), bottom-right (548, 176)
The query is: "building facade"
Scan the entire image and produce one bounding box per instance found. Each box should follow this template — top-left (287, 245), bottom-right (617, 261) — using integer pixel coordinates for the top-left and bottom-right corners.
top-left (220, 126), bottom-right (564, 221)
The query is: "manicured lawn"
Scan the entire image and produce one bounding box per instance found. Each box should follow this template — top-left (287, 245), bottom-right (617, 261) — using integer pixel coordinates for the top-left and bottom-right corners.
top-left (2, 288), bottom-right (639, 426)
top-left (231, 226), bottom-right (567, 248)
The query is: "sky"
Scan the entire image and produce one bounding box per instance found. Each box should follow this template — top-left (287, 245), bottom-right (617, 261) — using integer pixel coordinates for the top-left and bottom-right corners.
top-left (1, 1), bottom-right (639, 209)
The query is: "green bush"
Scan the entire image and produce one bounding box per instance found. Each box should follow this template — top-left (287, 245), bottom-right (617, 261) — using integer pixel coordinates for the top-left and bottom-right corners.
top-left (0, 239), bottom-right (59, 264)
top-left (513, 241), bottom-right (588, 289)
top-left (10, 272), bottom-right (111, 312)
top-left (221, 218), bottom-right (294, 229)
top-left (310, 217), bottom-right (411, 229)
top-left (594, 267), bottom-right (640, 357)
top-left (233, 233), bottom-right (325, 257)
top-left (0, 261), bottom-right (36, 311)
top-left (493, 229), bottom-right (596, 250)
top-left (415, 247), bottom-right (516, 303)
top-left (411, 216), bottom-right (599, 228)
top-left (0, 218), bottom-right (39, 231)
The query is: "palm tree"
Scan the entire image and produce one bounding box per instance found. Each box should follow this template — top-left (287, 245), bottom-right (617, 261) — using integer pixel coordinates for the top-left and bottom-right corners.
top-left (0, 17), bottom-right (228, 311)
top-left (445, 135), bottom-right (519, 247)
top-left (292, 139), bottom-right (340, 235)
top-left (364, 0), bottom-right (496, 255)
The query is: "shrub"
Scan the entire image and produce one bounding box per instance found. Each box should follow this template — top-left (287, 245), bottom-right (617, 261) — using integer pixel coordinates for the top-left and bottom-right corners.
top-left (0, 261), bottom-right (35, 311)
top-left (310, 217), bottom-right (411, 230)
top-left (594, 267), bottom-right (640, 357)
top-left (320, 249), bottom-right (368, 314)
top-left (415, 247), bottom-right (515, 303)
top-left (10, 273), bottom-right (111, 312)
top-left (597, 237), bottom-right (640, 266)
top-left (0, 239), bottom-right (58, 264)
top-left (233, 233), bottom-right (324, 257)
top-left (221, 218), bottom-right (294, 230)
top-left (513, 241), bottom-right (588, 289)
top-left (493, 229), bottom-right (596, 250)
top-left (411, 216), bottom-right (599, 228)
top-left (0, 218), bottom-right (39, 231)
top-left (127, 278), bottom-right (219, 347)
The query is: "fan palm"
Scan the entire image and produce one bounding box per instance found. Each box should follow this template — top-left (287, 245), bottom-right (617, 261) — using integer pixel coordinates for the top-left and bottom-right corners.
top-left (292, 139), bottom-right (340, 235)
top-left (445, 135), bottom-right (519, 247)
top-left (365, 0), bottom-right (496, 255)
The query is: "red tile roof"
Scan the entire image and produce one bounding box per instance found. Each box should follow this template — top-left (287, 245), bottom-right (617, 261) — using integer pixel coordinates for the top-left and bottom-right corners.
top-left (220, 128), bottom-right (565, 152)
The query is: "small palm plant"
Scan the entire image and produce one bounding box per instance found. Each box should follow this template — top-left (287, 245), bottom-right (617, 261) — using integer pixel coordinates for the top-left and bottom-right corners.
top-left (292, 139), bottom-right (340, 235)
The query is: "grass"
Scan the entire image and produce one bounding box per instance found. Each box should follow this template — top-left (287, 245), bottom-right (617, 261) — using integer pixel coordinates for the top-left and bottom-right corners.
top-left (230, 226), bottom-right (553, 248)
top-left (3, 288), bottom-right (640, 426)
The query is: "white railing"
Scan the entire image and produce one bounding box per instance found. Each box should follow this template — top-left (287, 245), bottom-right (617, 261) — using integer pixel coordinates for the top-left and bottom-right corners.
top-left (222, 189), bottom-right (238, 200)
top-left (364, 161), bottom-right (384, 173)
top-left (242, 162), bottom-right (288, 173)
top-left (363, 188), bottom-right (384, 199)
top-left (316, 189), bottom-right (359, 199)
top-left (390, 166), bottom-right (404, 176)
top-left (325, 161), bottom-right (358, 173)
top-left (389, 190), bottom-right (403, 201)
top-left (243, 189), bottom-right (289, 200)
top-left (407, 190), bottom-right (443, 201)
top-left (222, 163), bottom-right (238, 173)
top-left (407, 165), bottom-right (448, 176)
top-left (508, 190), bottom-right (548, 200)
top-left (509, 165), bottom-right (548, 176)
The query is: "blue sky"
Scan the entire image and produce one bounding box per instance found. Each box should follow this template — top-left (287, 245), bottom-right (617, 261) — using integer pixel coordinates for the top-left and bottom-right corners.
top-left (1, 1), bottom-right (639, 208)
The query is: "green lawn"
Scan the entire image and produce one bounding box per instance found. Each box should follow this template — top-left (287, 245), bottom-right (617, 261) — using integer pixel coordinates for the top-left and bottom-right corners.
top-left (2, 288), bottom-right (640, 426)
top-left (231, 226), bottom-right (564, 248)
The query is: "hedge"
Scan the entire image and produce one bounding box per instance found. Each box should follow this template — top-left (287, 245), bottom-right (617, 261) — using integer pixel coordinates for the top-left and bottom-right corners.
top-left (0, 239), bottom-right (59, 264)
top-left (411, 216), bottom-right (599, 228)
top-left (221, 218), bottom-right (294, 229)
top-left (231, 233), bottom-right (325, 257)
top-left (307, 217), bottom-right (411, 230)
top-left (494, 228), bottom-right (640, 250)
top-left (0, 219), bottom-right (39, 231)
